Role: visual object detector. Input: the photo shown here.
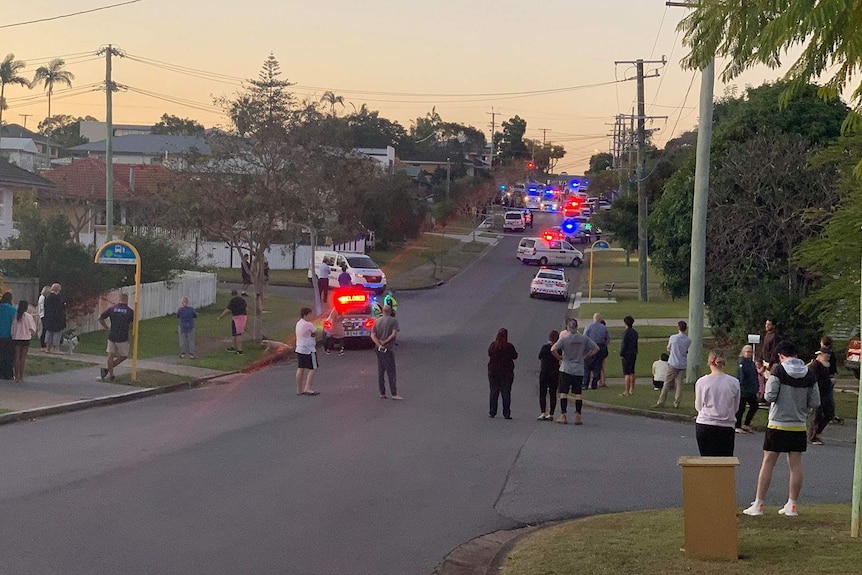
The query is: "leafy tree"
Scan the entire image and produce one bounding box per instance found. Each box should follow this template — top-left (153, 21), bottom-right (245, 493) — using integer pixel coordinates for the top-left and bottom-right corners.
top-left (359, 173), bottom-right (427, 249)
top-left (118, 230), bottom-right (198, 285)
top-left (794, 135), bottom-right (862, 331)
top-left (32, 58), bottom-right (74, 120)
top-left (0, 53), bottom-right (29, 128)
top-left (346, 105), bottom-right (406, 148)
top-left (319, 91), bottom-right (345, 117)
top-left (38, 114), bottom-right (94, 150)
top-left (151, 113), bottom-right (205, 136)
top-left (494, 115), bottom-right (528, 163)
top-left (588, 152), bottom-right (613, 173)
top-left (678, 0), bottom-right (862, 173)
top-left (524, 140), bottom-right (566, 173)
top-left (0, 201), bottom-right (113, 318)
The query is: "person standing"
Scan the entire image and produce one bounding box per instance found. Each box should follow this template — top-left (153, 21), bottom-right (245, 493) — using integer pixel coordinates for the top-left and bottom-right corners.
top-left (42, 283), bottom-right (66, 354)
top-left (657, 321), bottom-right (691, 408)
top-left (323, 305), bottom-right (345, 356)
top-left (537, 330), bottom-right (560, 421)
top-left (807, 347), bottom-right (834, 445)
top-left (583, 312), bottom-right (609, 390)
top-left (383, 290), bottom-right (398, 317)
top-left (98, 293), bottom-right (134, 381)
top-left (695, 349), bottom-right (741, 456)
top-left (619, 315), bottom-right (639, 397)
top-left (756, 319), bottom-right (783, 406)
top-left (371, 305), bottom-right (401, 400)
top-left (819, 336), bottom-right (837, 378)
top-left (487, 328), bottom-right (518, 419)
top-left (743, 341), bottom-right (820, 517)
top-left (0, 293), bottom-right (17, 380)
top-left (177, 296), bottom-right (198, 359)
top-left (294, 307), bottom-right (320, 396)
top-left (37, 285), bottom-right (50, 348)
top-left (218, 290), bottom-right (247, 354)
top-left (735, 344), bottom-right (760, 433)
top-left (240, 253), bottom-right (252, 297)
top-left (551, 318), bottom-right (599, 425)
top-left (652, 353), bottom-right (670, 391)
top-left (337, 264), bottom-right (352, 288)
top-left (317, 258), bottom-right (331, 304)
top-left (11, 300), bottom-right (36, 382)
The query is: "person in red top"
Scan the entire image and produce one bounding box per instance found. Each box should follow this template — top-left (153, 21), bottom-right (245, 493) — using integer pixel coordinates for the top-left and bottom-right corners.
top-left (488, 328), bottom-right (518, 419)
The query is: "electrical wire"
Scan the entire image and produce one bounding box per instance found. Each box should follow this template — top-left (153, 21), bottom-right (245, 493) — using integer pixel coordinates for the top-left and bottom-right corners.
top-left (0, 1), bottom-right (143, 29)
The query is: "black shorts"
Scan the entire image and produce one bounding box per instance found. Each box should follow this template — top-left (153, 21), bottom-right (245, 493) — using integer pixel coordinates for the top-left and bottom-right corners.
top-left (296, 351), bottom-right (318, 370)
top-left (763, 428), bottom-right (807, 453)
top-left (558, 373), bottom-right (583, 395)
top-left (13, 340), bottom-right (30, 348)
top-left (621, 354), bottom-right (637, 375)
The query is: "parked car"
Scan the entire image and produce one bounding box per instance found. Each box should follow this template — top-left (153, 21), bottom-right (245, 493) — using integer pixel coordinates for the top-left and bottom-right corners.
top-left (308, 250), bottom-right (386, 293)
top-left (846, 337), bottom-right (860, 378)
top-left (503, 210), bottom-right (526, 232)
top-left (517, 237), bottom-right (583, 267)
top-left (530, 267), bottom-right (569, 301)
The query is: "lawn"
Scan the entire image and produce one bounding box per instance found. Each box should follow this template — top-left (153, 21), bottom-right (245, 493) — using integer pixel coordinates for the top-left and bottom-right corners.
top-left (500, 505), bottom-right (862, 575)
top-left (76, 290), bottom-right (307, 360)
top-left (107, 369), bottom-right (193, 388)
top-left (602, 340), bottom-right (714, 380)
top-left (26, 353), bottom-right (99, 376)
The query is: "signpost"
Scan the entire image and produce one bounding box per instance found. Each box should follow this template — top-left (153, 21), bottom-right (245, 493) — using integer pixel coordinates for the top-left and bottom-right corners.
top-left (94, 240), bottom-right (141, 381)
top-left (588, 240), bottom-right (611, 302)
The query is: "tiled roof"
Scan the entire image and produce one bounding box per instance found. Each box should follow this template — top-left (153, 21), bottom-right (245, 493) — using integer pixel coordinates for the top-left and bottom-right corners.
top-left (70, 134), bottom-right (211, 156)
top-left (40, 158), bottom-right (173, 200)
top-left (0, 160), bottom-right (55, 189)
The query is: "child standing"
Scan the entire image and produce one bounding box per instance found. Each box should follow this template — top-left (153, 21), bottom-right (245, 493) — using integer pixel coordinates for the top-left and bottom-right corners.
top-left (652, 352), bottom-right (669, 391)
top-left (537, 330), bottom-right (561, 420)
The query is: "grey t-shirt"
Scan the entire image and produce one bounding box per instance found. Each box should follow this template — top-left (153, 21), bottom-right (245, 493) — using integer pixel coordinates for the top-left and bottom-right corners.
top-left (373, 315), bottom-right (399, 344)
top-left (551, 332), bottom-right (598, 376)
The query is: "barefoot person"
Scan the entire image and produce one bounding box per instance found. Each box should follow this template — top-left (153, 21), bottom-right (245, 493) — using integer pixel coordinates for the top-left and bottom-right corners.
top-left (11, 300), bottom-right (36, 382)
top-left (619, 315), bottom-right (639, 396)
top-left (295, 307), bottom-right (320, 396)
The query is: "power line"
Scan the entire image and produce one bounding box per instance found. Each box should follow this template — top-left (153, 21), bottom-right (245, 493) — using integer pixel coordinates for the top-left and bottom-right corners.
top-left (0, 0), bottom-right (143, 29)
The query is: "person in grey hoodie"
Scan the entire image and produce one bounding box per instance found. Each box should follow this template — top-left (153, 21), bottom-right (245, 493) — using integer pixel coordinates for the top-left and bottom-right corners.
top-left (743, 341), bottom-right (820, 518)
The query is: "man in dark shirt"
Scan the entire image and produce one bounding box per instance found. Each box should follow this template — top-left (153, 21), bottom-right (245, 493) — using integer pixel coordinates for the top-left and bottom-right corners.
top-left (218, 290), bottom-right (248, 354)
top-left (98, 293), bottom-right (134, 381)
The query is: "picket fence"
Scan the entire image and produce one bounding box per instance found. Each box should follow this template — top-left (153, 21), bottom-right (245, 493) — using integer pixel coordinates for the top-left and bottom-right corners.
top-left (78, 231), bottom-right (367, 270)
top-left (69, 271), bottom-right (217, 335)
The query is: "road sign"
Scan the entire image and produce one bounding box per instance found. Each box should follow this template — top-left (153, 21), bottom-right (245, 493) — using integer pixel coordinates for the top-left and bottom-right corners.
top-left (593, 240), bottom-right (610, 250)
top-left (96, 241), bottom-right (138, 265)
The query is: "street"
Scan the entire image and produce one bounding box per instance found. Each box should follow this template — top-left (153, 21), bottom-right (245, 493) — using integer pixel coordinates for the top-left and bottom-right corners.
top-left (0, 214), bottom-right (855, 575)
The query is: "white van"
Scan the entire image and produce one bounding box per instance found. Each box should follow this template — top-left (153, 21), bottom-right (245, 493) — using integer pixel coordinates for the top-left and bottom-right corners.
top-left (517, 237), bottom-right (583, 267)
top-left (503, 210), bottom-right (526, 232)
top-left (308, 250), bottom-right (387, 293)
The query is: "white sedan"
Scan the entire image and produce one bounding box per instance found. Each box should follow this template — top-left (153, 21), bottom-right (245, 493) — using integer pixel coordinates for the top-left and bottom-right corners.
top-left (529, 267), bottom-right (569, 301)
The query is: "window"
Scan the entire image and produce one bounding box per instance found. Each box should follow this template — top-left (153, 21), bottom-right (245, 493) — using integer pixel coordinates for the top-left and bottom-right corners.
top-left (95, 205), bottom-right (126, 226)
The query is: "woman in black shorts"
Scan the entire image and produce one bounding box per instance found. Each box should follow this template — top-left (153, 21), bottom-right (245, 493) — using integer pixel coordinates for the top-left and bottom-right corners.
top-left (619, 315), bottom-right (638, 396)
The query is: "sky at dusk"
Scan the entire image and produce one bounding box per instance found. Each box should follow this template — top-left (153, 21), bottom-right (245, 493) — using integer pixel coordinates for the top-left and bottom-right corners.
top-left (5, 0), bottom-right (806, 172)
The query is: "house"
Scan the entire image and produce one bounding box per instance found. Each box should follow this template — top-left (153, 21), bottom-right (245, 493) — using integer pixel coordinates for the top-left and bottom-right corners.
top-left (68, 134), bottom-right (211, 168)
top-left (39, 158), bottom-right (173, 245)
top-left (353, 146), bottom-right (395, 173)
top-left (79, 120), bottom-right (152, 142)
top-left (0, 160), bottom-right (56, 241)
top-left (0, 138), bottom-right (45, 172)
top-left (0, 124), bottom-right (61, 166)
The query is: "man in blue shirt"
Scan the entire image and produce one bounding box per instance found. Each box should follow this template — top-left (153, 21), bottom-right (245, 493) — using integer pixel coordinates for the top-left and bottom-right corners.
top-left (656, 320), bottom-right (692, 408)
top-left (98, 293), bottom-right (134, 381)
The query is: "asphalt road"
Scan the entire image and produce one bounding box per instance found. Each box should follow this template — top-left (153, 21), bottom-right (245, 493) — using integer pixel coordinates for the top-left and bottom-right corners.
top-left (0, 213), bottom-right (855, 575)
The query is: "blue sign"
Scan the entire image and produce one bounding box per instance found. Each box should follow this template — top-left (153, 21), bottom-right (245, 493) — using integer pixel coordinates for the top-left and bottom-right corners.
top-left (593, 240), bottom-right (610, 250)
top-left (97, 242), bottom-right (138, 265)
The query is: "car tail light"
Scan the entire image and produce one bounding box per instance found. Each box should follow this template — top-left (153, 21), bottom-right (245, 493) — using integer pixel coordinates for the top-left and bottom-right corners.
top-left (323, 320), bottom-right (332, 330)
top-left (364, 318), bottom-right (375, 329)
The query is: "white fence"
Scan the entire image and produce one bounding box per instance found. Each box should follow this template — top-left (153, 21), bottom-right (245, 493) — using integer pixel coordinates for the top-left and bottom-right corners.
top-left (70, 270), bottom-right (217, 335)
top-left (78, 232), bottom-right (366, 270)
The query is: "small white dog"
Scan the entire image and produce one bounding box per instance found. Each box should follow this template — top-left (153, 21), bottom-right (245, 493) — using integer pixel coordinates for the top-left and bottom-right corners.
top-left (58, 335), bottom-right (79, 355)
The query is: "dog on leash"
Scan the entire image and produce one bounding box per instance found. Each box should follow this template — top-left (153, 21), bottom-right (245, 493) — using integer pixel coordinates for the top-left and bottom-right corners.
top-left (58, 333), bottom-right (79, 355)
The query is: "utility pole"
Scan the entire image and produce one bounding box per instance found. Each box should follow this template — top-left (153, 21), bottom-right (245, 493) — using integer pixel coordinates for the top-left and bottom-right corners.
top-left (446, 157), bottom-right (451, 201)
top-left (614, 57), bottom-right (666, 301)
top-left (99, 44), bottom-right (122, 242)
top-left (18, 114), bottom-right (32, 130)
top-left (486, 107), bottom-right (498, 168)
top-left (539, 128), bottom-right (549, 146)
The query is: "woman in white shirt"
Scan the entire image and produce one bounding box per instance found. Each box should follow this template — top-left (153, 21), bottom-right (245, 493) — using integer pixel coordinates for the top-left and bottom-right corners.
top-left (37, 285), bottom-right (50, 349)
top-left (12, 300), bottom-right (37, 382)
top-left (695, 349), bottom-right (741, 456)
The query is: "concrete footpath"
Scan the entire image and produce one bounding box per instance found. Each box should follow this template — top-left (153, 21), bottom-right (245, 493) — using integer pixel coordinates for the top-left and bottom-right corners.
top-left (0, 351), bottom-right (232, 423)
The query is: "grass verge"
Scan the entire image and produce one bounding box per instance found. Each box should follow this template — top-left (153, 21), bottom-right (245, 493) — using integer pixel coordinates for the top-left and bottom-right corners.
top-left (26, 354), bottom-right (99, 376)
top-left (107, 369), bottom-right (193, 388)
top-left (500, 505), bottom-right (862, 575)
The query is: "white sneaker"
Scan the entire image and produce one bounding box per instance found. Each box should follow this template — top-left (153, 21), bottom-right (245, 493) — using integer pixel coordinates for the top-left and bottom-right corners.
top-left (743, 501), bottom-right (764, 516)
top-left (779, 502), bottom-right (798, 517)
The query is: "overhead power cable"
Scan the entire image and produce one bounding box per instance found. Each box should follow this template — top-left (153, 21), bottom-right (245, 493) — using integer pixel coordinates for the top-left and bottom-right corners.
top-left (0, 0), bottom-right (143, 29)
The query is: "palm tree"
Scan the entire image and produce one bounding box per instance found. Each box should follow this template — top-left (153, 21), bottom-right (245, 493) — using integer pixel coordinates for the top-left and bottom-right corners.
top-left (0, 53), bottom-right (29, 129)
top-left (33, 58), bottom-right (74, 121)
top-left (320, 90), bottom-right (344, 117)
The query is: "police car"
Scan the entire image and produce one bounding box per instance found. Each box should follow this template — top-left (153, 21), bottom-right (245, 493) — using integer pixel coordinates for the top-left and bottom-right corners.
top-left (324, 287), bottom-right (377, 342)
top-left (529, 267), bottom-right (570, 301)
